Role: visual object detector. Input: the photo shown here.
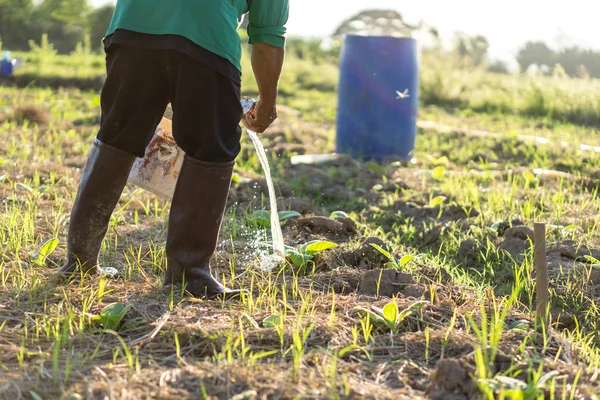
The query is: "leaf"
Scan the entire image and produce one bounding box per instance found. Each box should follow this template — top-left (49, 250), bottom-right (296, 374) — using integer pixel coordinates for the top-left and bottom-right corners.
top-left (537, 370), bottom-right (560, 387)
top-left (338, 344), bottom-right (360, 357)
top-left (434, 156), bottom-right (449, 166)
top-left (584, 255), bottom-right (600, 265)
top-left (369, 305), bottom-right (386, 319)
top-left (30, 392), bottom-right (43, 400)
top-left (563, 224), bottom-right (578, 231)
top-left (522, 171), bottom-right (536, 184)
top-left (399, 255), bottom-right (415, 267)
top-left (432, 166), bottom-right (445, 180)
top-left (287, 249), bottom-right (312, 267)
top-left (262, 314), bottom-right (282, 328)
top-left (250, 210), bottom-right (271, 228)
top-left (250, 349), bottom-right (279, 361)
top-left (367, 162), bottom-right (385, 175)
top-left (397, 300), bottom-right (429, 323)
top-left (94, 302), bottom-right (132, 331)
top-left (92, 95), bottom-right (101, 106)
top-left (382, 302), bottom-right (398, 324)
top-left (231, 173), bottom-right (241, 184)
top-left (16, 182), bottom-right (33, 192)
top-left (508, 320), bottom-right (529, 331)
top-left (369, 244), bottom-right (396, 265)
top-left (354, 306), bottom-right (387, 326)
top-left (489, 220), bottom-right (503, 232)
top-left (39, 237), bottom-right (58, 258)
top-left (302, 240), bottom-right (338, 255)
top-left (492, 375), bottom-right (528, 390)
top-left (429, 196), bottom-right (447, 208)
top-left (31, 237), bottom-right (59, 266)
top-left (278, 210), bottom-right (301, 221)
top-left (330, 210), bottom-right (349, 219)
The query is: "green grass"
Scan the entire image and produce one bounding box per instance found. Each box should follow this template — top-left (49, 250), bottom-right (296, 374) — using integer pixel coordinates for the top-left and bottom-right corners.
top-left (1, 43), bottom-right (600, 399)
top-left (8, 40), bottom-right (600, 127)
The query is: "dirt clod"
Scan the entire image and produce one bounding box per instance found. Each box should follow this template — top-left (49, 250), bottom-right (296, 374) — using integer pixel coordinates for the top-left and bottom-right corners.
top-left (504, 226), bottom-right (534, 241)
top-left (426, 359), bottom-right (478, 400)
top-left (342, 237), bottom-right (391, 269)
top-left (546, 252), bottom-right (580, 276)
top-left (358, 269), bottom-right (415, 297)
top-left (6, 104), bottom-right (50, 126)
top-left (400, 284), bottom-right (428, 299)
top-left (495, 219), bottom-right (524, 236)
top-left (590, 269), bottom-right (600, 285)
top-left (498, 237), bottom-right (531, 259)
top-left (458, 238), bottom-right (482, 265)
top-left (547, 241), bottom-right (600, 262)
top-left (277, 197), bottom-right (314, 214)
top-left (297, 216), bottom-right (356, 238)
top-left (331, 276), bottom-right (361, 294)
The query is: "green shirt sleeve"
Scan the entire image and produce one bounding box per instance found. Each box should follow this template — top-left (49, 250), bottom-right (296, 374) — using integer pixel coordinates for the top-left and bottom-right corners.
top-left (247, 0), bottom-right (289, 48)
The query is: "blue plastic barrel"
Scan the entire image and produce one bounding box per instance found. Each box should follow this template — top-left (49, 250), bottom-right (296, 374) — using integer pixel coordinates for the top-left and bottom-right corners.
top-left (335, 35), bottom-right (419, 161)
top-left (1, 61), bottom-right (13, 78)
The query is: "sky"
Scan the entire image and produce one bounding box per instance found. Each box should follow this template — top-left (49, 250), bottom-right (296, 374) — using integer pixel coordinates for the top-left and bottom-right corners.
top-left (90, 0), bottom-right (599, 65)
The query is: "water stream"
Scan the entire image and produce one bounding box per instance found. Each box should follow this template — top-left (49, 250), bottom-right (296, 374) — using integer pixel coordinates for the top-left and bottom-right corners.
top-left (246, 129), bottom-right (286, 260)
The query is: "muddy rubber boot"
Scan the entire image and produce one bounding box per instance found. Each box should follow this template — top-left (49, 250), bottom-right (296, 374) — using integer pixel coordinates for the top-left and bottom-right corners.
top-left (164, 156), bottom-right (246, 300)
top-left (60, 139), bottom-right (136, 277)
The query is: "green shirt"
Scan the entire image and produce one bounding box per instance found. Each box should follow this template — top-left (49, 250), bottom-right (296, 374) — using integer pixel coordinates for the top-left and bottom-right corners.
top-left (106, 0), bottom-right (289, 72)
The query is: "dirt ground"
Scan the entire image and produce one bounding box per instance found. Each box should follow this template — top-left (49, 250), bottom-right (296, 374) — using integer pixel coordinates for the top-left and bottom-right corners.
top-left (1, 100), bottom-right (600, 399)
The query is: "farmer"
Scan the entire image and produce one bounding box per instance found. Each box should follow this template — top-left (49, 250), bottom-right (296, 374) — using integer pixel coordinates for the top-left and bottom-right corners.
top-left (59, 1), bottom-right (289, 300)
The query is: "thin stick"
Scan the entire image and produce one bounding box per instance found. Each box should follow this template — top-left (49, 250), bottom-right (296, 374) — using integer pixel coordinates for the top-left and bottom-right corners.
top-left (534, 222), bottom-right (549, 325)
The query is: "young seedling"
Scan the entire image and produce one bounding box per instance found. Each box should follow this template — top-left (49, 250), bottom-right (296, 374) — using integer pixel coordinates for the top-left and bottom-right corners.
top-left (369, 243), bottom-right (415, 271)
top-left (330, 210), bottom-right (350, 219)
top-left (30, 237), bottom-right (58, 267)
top-left (250, 209), bottom-right (302, 228)
top-left (92, 302), bottom-right (132, 331)
top-left (286, 240), bottom-right (338, 275)
top-left (355, 300), bottom-right (429, 334)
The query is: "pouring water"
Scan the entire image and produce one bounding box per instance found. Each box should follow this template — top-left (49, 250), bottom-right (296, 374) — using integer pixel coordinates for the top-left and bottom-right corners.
top-left (246, 128), bottom-right (286, 268)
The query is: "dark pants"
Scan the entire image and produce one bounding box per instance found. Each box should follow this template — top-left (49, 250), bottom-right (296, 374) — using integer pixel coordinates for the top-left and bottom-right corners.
top-left (97, 45), bottom-right (243, 163)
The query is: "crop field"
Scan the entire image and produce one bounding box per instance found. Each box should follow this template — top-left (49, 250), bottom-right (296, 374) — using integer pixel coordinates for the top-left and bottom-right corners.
top-left (1, 42), bottom-right (600, 399)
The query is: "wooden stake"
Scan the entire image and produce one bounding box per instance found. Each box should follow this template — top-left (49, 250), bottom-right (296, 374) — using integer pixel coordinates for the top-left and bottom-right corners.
top-left (534, 222), bottom-right (549, 324)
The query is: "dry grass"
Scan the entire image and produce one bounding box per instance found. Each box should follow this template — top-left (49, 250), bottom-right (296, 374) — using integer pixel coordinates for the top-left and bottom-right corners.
top-left (2, 103), bottom-right (50, 126)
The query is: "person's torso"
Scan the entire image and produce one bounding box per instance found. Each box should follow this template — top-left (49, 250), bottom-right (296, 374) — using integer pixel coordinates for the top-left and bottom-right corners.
top-left (106, 0), bottom-right (249, 71)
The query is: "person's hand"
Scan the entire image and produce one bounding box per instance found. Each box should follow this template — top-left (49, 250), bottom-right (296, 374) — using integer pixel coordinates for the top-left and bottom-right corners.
top-left (243, 100), bottom-right (277, 133)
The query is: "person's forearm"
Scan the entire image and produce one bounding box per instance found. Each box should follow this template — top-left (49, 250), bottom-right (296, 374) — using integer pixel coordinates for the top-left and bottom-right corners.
top-left (251, 42), bottom-right (285, 105)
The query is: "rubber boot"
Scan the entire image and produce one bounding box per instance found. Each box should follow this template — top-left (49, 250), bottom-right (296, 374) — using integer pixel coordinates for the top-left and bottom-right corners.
top-left (60, 139), bottom-right (135, 276)
top-left (164, 156), bottom-right (245, 300)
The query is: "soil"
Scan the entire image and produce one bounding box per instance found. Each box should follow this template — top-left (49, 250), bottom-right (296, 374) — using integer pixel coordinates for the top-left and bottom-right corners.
top-left (426, 358), bottom-right (478, 400)
top-left (358, 269), bottom-right (416, 298)
top-left (3, 97), bottom-right (600, 399)
top-left (342, 237), bottom-right (393, 270)
top-left (296, 216), bottom-right (358, 240)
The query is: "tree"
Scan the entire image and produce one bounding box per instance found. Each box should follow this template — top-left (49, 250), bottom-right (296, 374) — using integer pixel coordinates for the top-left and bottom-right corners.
top-left (88, 5), bottom-right (115, 51)
top-left (332, 9), bottom-right (421, 39)
top-left (488, 60), bottom-right (509, 74)
top-left (554, 47), bottom-right (600, 79)
top-left (452, 32), bottom-right (489, 66)
top-left (34, 0), bottom-right (89, 25)
top-left (0, 0), bottom-right (35, 49)
top-left (516, 41), bottom-right (555, 72)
